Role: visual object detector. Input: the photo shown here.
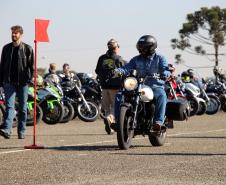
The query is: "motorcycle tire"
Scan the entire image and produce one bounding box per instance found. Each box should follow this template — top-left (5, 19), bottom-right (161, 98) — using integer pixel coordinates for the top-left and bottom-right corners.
top-left (117, 104), bottom-right (134, 150)
top-left (221, 102), bottom-right (226, 112)
top-left (60, 101), bottom-right (75, 123)
top-left (220, 96), bottom-right (226, 112)
top-left (71, 103), bottom-right (78, 119)
top-left (187, 97), bottom-right (199, 116)
top-left (42, 101), bottom-right (64, 124)
top-left (77, 101), bottom-right (99, 122)
top-left (26, 104), bottom-right (43, 126)
top-left (205, 95), bottom-right (220, 115)
top-left (196, 101), bottom-right (207, 115)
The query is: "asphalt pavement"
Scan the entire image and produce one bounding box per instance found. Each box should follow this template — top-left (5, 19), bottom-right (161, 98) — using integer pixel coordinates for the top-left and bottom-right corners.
top-left (0, 112), bottom-right (226, 185)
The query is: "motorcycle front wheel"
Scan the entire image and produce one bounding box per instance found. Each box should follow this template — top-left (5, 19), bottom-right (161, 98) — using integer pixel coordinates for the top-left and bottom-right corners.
top-left (188, 97), bottom-right (199, 116)
top-left (196, 101), bottom-right (207, 115)
top-left (117, 105), bottom-right (134, 150)
top-left (77, 101), bottom-right (99, 122)
top-left (205, 95), bottom-right (220, 115)
top-left (60, 101), bottom-right (75, 123)
top-left (42, 101), bottom-right (64, 124)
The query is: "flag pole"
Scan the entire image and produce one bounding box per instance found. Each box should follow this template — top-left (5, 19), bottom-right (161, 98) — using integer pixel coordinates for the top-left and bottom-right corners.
top-left (24, 40), bottom-right (44, 149)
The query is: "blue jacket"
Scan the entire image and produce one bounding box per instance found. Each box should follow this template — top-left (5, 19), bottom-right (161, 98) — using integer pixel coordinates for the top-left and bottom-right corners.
top-left (117, 53), bottom-right (170, 88)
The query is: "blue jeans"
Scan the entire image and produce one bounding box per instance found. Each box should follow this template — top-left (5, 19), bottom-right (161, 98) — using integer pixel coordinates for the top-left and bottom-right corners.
top-left (114, 87), bottom-right (167, 125)
top-left (2, 83), bottom-right (28, 135)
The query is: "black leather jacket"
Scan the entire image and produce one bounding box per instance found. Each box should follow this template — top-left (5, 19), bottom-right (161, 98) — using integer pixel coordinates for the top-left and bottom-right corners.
top-left (0, 42), bottom-right (34, 85)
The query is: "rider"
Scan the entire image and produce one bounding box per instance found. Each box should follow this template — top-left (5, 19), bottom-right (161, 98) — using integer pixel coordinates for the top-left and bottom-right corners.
top-left (44, 63), bottom-right (60, 85)
top-left (58, 63), bottom-right (81, 90)
top-left (114, 35), bottom-right (170, 131)
top-left (187, 68), bottom-right (203, 88)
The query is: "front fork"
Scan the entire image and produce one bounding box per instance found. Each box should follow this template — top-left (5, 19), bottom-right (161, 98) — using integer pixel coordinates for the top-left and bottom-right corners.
top-left (75, 84), bottom-right (91, 112)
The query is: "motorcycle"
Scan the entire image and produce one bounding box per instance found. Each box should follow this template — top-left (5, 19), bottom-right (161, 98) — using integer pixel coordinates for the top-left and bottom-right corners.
top-left (205, 79), bottom-right (226, 112)
top-left (165, 77), bottom-right (190, 128)
top-left (23, 86), bottom-right (43, 126)
top-left (183, 82), bottom-right (207, 115)
top-left (77, 73), bottom-right (102, 116)
top-left (176, 80), bottom-right (200, 116)
top-left (117, 70), bottom-right (188, 150)
top-left (37, 83), bottom-right (65, 124)
top-left (61, 79), bottom-right (99, 122)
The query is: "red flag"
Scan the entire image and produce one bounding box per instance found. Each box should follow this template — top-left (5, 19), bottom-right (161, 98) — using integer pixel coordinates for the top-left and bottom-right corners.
top-left (35, 19), bottom-right (49, 42)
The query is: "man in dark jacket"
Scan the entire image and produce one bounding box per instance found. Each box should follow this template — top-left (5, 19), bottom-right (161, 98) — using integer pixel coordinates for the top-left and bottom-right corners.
top-left (95, 39), bottom-right (126, 134)
top-left (0, 25), bottom-right (34, 139)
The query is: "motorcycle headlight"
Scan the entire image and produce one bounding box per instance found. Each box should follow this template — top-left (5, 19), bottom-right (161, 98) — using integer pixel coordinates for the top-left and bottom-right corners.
top-left (124, 77), bottom-right (138, 91)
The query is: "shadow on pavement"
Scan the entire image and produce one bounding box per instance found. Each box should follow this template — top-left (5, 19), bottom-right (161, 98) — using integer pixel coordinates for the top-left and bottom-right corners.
top-left (169, 136), bottom-right (226, 139)
top-left (114, 152), bottom-right (226, 156)
top-left (46, 144), bottom-right (119, 151)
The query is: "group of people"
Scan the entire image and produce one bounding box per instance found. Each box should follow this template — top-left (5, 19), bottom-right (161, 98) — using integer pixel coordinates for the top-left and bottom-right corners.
top-left (0, 24), bottom-right (172, 139)
top-left (95, 35), bottom-right (170, 134)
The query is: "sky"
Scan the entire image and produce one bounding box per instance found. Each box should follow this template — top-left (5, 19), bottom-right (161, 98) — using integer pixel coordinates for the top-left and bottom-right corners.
top-left (0, 0), bottom-right (226, 77)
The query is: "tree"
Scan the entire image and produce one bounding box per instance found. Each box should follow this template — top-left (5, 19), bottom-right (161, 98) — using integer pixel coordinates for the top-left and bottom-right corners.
top-left (171, 6), bottom-right (226, 67)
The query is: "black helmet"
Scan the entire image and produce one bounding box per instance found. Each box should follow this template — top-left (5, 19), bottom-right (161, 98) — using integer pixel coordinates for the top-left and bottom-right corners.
top-left (136, 35), bottom-right (157, 57)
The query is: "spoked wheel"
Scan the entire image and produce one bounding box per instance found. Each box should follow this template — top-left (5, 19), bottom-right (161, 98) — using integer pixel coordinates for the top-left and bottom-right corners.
top-left (205, 95), bottom-right (220, 115)
top-left (42, 101), bottom-right (64, 124)
top-left (117, 105), bottom-right (134, 150)
top-left (26, 104), bottom-right (43, 126)
top-left (77, 101), bottom-right (99, 122)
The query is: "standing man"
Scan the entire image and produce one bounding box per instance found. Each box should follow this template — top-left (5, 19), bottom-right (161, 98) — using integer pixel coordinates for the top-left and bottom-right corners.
top-left (95, 39), bottom-right (126, 135)
top-left (0, 25), bottom-right (34, 139)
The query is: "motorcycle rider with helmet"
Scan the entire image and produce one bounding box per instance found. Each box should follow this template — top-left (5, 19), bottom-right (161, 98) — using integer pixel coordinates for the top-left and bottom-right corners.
top-left (114, 35), bottom-right (170, 131)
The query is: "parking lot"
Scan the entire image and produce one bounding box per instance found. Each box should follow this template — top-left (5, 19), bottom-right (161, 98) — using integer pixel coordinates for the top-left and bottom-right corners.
top-left (0, 112), bottom-right (226, 185)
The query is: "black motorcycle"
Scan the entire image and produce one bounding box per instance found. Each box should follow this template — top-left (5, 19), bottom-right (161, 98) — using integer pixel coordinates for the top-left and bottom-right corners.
top-left (117, 70), bottom-right (187, 150)
top-left (205, 79), bottom-right (226, 112)
top-left (77, 73), bottom-right (102, 114)
top-left (61, 78), bottom-right (99, 122)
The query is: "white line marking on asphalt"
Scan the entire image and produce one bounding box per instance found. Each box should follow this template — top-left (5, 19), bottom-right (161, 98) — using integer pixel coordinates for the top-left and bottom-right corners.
top-left (1, 128), bottom-right (226, 155)
top-left (0, 149), bottom-right (31, 155)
